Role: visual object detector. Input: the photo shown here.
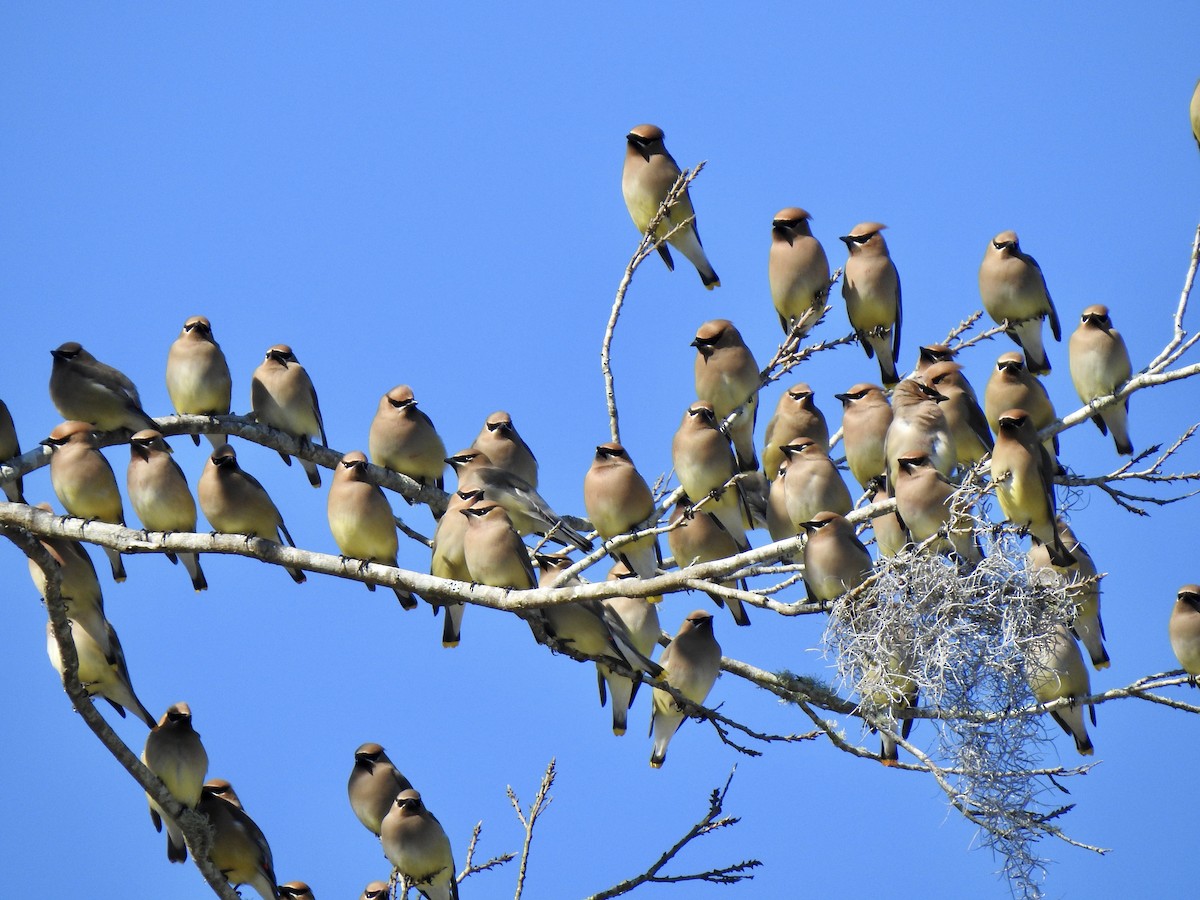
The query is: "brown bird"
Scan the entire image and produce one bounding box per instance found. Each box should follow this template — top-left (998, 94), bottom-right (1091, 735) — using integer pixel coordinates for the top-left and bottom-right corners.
top-left (347, 742), bottom-right (414, 836)
top-left (279, 884), bottom-right (316, 900)
top-left (1026, 624), bottom-right (1094, 756)
top-left (914, 343), bottom-right (960, 378)
top-left (27, 523), bottom-right (104, 618)
top-left (472, 411), bottom-right (538, 488)
top-left (600, 562), bottom-right (663, 736)
top-left (835, 383), bottom-right (893, 491)
top-left (198, 444), bottom-right (306, 583)
top-left (327, 451), bottom-right (415, 608)
top-left (46, 614), bottom-right (155, 727)
top-left (769, 207), bottom-right (830, 336)
top-left (860, 640), bottom-right (919, 765)
top-left (1028, 518), bottom-right (1108, 669)
top-left (360, 884), bottom-right (389, 900)
top-left (0, 398), bottom-right (24, 502)
top-left (692, 319), bottom-right (760, 471)
top-left (44, 420), bottom-right (126, 582)
top-left (203, 778), bottom-right (244, 809)
top-left (779, 440), bottom-right (853, 530)
top-left (1192, 78), bottom-right (1200, 151)
top-left (667, 501), bottom-right (750, 626)
top-left (765, 456), bottom-right (797, 552)
top-left (840, 223), bottom-right (902, 386)
top-left (650, 610), bottom-right (722, 768)
top-left (892, 455), bottom-right (981, 564)
top-left (49, 341), bottom-right (156, 433)
top-left (165, 315), bottom-right (232, 447)
top-left (461, 504), bottom-right (535, 590)
top-left (127, 429), bottom-right (206, 591)
top-left (429, 489), bottom-right (484, 647)
top-left (142, 702), bottom-right (209, 863)
top-left (866, 477), bottom-right (906, 559)
top-left (991, 409), bottom-right (1073, 567)
top-left (978, 231), bottom-right (1061, 375)
top-left (920, 361), bottom-right (993, 467)
top-left (984, 352), bottom-right (1060, 468)
top-left (251, 344), bottom-right (327, 487)
top-left (762, 383), bottom-right (829, 481)
top-left (1068, 304), bottom-right (1133, 455)
top-left (622, 124), bottom-right (719, 289)
top-left (380, 790), bottom-right (459, 900)
top-left (885, 379), bottom-right (955, 490)
top-left (368, 385), bottom-right (447, 493)
top-left (671, 401), bottom-right (751, 550)
top-left (800, 511), bottom-right (873, 604)
top-left (197, 780), bottom-right (279, 900)
top-left (1169, 584), bottom-right (1200, 676)
top-left (583, 442), bottom-right (661, 579)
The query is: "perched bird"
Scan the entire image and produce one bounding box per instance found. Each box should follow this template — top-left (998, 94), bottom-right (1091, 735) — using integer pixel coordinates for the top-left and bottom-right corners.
top-left (583, 442), bottom-right (661, 579)
top-left (920, 361), bottom-right (993, 468)
top-left (165, 315), bottom-right (232, 447)
top-left (127, 429), bottom-right (206, 591)
top-left (198, 444), bottom-right (306, 583)
top-left (327, 451), bottom-right (415, 608)
top-left (800, 512), bottom-right (873, 604)
top-left (27, 523), bottom-right (104, 617)
top-left (765, 457), bottom-right (797, 550)
top-left (667, 501), bottom-right (750, 626)
top-left (978, 231), bottom-right (1061, 375)
top-left (884, 379), bottom-right (955, 490)
top-left (1069, 304), bottom-right (1133, 455)
top-left (1169, 584), bottom-right (1200, 676)
top-left (380, 790), bottom-right (459, 900)
top-left (347, 742), bottom-right (413, 837)
top-left (835, 383), bottom-right (893, 491)
top-left (892, 455), bottom-right (981, 564)
top-left (769, 207), bottom-right (830, 336)
top-left (861, 641), bottom-right (919, 765)
top-left (1028, 519), bottom-right (1108, 670)
top-left (840, 223), bottom-right (902, 386)
top-left (461, 504), bottom-right (535, 590)
top-left (447, 448), bottom-right (591, 552)
top-left (671, 401), bottom-right (751, 550)
top-left (142, 702), bottom-right (209, 863)
top-left (472, 411), bottom-right (538, 488)
top-left (762, 383), bottom-right (829, 481)
top-left (251, 344), bottom-right (327, 487)
top-left (429, 489), bottom-right (484, 647)
top-left (650, 610), bottom-right (721, 768)
top-left (360, 883), bottom-right (389, 900)
top-left (914, 343), bottom-right (961, 378)
top-left (867, 477), bottom-right (906, 559)
top-left (622, 124), bottom-right (719, 289)
top-left (991, 409), bottom-right (1074, 567)
top-left (279, 884), bottom-right (316, 900)
top-left (49, 341), bottom-right (156, 433)
top-left (197, 780), bottom-right (279, 900)
top-left (779, 439), bottom-right (853, 527)
top-left (600, 562), bottom-right (663, 736)
top-left (984, 352), bottom-right (1060, 467)
top-left (1192, 78), bottom-right (1200, 151)
top-left (44, 420), bottom-right (127, 582)
top-left (368, 385), bottom-right (447, 493)
top-left (46, 615), bottom-right (155, 727)
top-left (203, 778), bottom-right (244, 809)
top-left (692, 319), bottom-right (760, 471)
top-left (0, 398), bottom-right (24, 502)
top-left (1026, 624), bottom-right (1095, 756)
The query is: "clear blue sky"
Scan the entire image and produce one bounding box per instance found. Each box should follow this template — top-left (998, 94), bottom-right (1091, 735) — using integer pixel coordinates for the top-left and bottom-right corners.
top-left (2, 5), bottom-right (1199, 898)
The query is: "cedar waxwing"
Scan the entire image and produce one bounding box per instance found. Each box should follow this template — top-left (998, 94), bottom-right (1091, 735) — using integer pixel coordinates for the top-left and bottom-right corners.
top-left (835, 383), bottom-right (893, 491)
top-left (446, 448), bottom-right (592, 552)
top-left (279, 884), bottom-right (315, 900)
top-left (127, 429), bottom-right (206, 591)
top-left (984, 352), bottom-right (1060, 468)
top-left (1170, 584), bottom-right (1200, 675)
top-left (765, 457), bottom-right (797, 550)
top-left (650, 610), bottom-right (721, 768)
top-left (920, 361), bottom-right (993, 467)
top-left (46, 615), bottom-right (155, 727)
top-left (800, 512), bottom-right (873, 603)
top-left (671, 401), bottom-right (751, 550)
top-left (44, 421), bottom-right (126, 582)
top-left (197, 781), bottom-right (279, 900)
top-left (49, 341), bottom-right (156, 433)
top-left (0, 398), bottom-right (24, 502)
top-left (165, 316), bottom-right (232, 448)
top-left (892, 455), bottom-right (981, 564)
top-left (769, 207), bottom-right (830, 336)
top-left (250, 344), bottom-right (327, 487)
top-left (978, 231), bottom-right (1062, 375)
top-left (28, 526), bottom-right (106, 640)
top-left (327, 451), bottom-right (416, 608)
top-left (867, 477), bottom-right (906, 558)
top-left (622, 124), bottom-right (719, 289)
top-left (142, 702), bottom-right (209, 863)
top-left (348, 742), bottom-right (414, 837)
top-left (914, 344), bottom-right (961, 379)
top-left (472, 411), bottom-right (538, 488)
top-left (1026, 624), bottom-right (1095, 756)
top-left (461, 504), bottom-right (535, 590)
top-left (779, 439), bottom-right (853, 530)
top-left (1192, 79), bottom-right (1200, 151)
top-left (204, 778), bottom-right (244, 809)
top-left (583, 442), bottom-right (661, 579)
top-left (667, 501), bottom-right (750, 626)
top-left (762, 383), bottom-right (829, 481)
top-left (692, 319), bottom-right (760, 471)
top-left (380, 790), bottom-right (459, 900)
top-left (992, 410), bottom-right (1074, 567)
top-left (1069, 304), bottom-right (1133, 455)
top-left (198, 444), bottom-right (306, 583)
top-left (360, 883), bottom-right (389, 900)
top-left (601, 562), bottom-right (663, 736)
top-left (368, 385), bottom-right (447, 493)
top-left (861, 641), bottom-right (919, 765)
top-left (840, 223), bottom-right (902, 386)
top-left (429, 489), bottom-right (484, 647)
top-left (885, 379), bottom-right (956, 491)
top-left (1028, 518), bottom-right (1108, 670)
